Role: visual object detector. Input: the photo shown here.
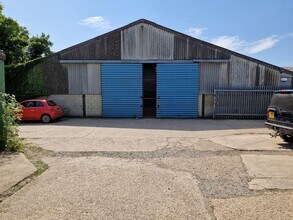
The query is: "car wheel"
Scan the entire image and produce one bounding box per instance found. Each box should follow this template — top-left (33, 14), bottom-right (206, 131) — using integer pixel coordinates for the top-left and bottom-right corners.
top-left (280, 134), bottom-right (293, 143)
top-left (41, 114), bottom-right (51, 123)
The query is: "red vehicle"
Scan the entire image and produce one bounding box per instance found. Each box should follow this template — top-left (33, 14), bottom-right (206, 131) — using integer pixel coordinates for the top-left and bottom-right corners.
top-left (20, 99), bottom-right (64, 123)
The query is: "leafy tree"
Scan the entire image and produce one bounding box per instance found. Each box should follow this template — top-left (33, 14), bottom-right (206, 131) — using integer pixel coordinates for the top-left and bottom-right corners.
top-left (27, 33), bottom-right (53, 60)
top-left (0, 2), bottom-right (53, 64)
top-left (0, 8), bottom-right (29, 64)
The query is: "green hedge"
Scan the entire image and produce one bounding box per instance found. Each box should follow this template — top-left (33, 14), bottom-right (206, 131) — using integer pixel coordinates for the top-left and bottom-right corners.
top-left (5, 58), bottom-right (48, 101)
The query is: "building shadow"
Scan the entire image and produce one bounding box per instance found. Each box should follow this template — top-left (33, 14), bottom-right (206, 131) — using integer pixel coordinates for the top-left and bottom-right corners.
top-left (20, 118), bottom-right (266, 132)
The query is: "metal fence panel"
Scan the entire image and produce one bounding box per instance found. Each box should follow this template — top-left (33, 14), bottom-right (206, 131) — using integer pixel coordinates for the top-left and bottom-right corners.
top-left (213, 89), bottom-right (278, 118)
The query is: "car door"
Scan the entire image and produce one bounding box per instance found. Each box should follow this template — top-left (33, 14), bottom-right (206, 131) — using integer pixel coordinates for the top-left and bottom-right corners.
top-left (33, 101), bottom-right (45, 120)
top-left (21, 101), bottom-right (35, 120)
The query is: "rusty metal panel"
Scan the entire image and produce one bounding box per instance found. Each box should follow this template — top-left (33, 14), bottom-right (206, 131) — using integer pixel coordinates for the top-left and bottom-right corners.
top-left (121, 23), bottom-right (174, 60)
top-left (68, 64), bottom-right (87, 94)
top-left (87, 64), bottom-right (101, 94)
top-left (199, 62), bottom-right (229, 94)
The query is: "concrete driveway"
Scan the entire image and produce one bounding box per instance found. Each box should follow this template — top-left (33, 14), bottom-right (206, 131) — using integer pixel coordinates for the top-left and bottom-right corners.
top-left (1, 118), bottom-right (293, 219)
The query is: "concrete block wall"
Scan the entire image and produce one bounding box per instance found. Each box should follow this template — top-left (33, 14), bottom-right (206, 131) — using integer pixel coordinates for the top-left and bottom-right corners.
top-left (198, 94), bottom-right (214, 118)
top-left (47, 95), bottom-right (83, 116)
top-left (203, 95), bottom-right (214, 118)
top-left (85, 95), bottom-right (102, 117)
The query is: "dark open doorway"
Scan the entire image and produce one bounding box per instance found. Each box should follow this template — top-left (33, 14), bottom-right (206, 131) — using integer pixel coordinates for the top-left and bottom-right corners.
top-left (143, 64), bottom-right (157, 117)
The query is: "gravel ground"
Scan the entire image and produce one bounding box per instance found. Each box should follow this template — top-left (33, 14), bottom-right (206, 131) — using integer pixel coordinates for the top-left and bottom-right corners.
top-left (0, 118), bottom-right (292, 219)
top-left (0, 157), bottom-right (211, 220)
top-left (212, 191), bottom-right (293, 220)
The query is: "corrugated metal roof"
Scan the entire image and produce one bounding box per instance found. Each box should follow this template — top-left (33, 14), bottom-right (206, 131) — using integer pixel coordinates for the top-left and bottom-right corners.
top-left (283, 67), bottom-right (293, 72)
top-left (53, 19), bottom-right (293, 75)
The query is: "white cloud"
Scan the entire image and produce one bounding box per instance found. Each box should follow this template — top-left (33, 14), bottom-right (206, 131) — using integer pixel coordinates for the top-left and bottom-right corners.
top-left (210, 35), bottom-right (282, 54)
top-left (79, 16), bottom-right (112, 30)
top-left (246, 36), bottom-right (279, 54)
top-left (185, 27), bottom-right (206, 38)
top-left (211, 35), bottom-right (245, 51)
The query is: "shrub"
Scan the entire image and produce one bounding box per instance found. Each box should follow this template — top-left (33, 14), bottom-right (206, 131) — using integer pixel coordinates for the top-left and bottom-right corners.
top-left (0, 93), bottom-right (22, 151)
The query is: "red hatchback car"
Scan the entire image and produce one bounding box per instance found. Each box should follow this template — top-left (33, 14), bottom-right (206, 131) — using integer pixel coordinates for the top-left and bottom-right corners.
top-left (20, 99), bottom-right (64, 123)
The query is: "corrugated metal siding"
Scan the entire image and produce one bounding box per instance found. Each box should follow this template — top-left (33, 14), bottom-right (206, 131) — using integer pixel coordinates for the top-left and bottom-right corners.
top-left (174, 36), bottom-right (188, 59)
top-left (186, 39), bottom-right (230, 60)
top-left (264, 67), bottom-right (279, 86)
top-left (121, 23), bottom-right (174, 60)
top-left (60, 31), bottom-right (121, 60)
top-left (87, 64), bottom-right (101, 94)
top-left (156, 63), bottom-right (199, 118)
top-left (199, 62), bottom-right (229, 94)
top-left (68, 64), bottom-right (101, 94)
top-left (229, 56), bottom-right (256, 87)
top-left (229, 56), bottom-right (280, 87)
top-left (68, 64), bottom-right (87, 94)
top-left (102, 64), bottom-right (143, 117)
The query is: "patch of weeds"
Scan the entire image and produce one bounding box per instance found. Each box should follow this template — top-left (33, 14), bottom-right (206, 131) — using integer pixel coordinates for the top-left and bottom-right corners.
top-left (33, 160), bottom-right (49, 176)
top-left (21, 143), bottom-right (53, 176)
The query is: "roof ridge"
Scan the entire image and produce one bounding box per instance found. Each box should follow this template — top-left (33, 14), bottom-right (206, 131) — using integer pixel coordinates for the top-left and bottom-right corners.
top-left (54, 18), bottom-right (293, 75)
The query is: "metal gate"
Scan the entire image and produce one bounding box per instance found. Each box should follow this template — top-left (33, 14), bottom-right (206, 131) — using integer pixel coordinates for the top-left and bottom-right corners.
top-left (156, 63), bottom-right (199, 118)
top-left (102, 64), bottom-right (143, 117)
top-left (213, 89), bottom-right (275, 118)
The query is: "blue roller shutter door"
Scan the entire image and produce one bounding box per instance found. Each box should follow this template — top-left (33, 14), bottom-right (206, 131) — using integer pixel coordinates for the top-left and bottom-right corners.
top-left (157, 63), bottom-right (199, 118)
top-left (102, 64), bottom-right (142, 117)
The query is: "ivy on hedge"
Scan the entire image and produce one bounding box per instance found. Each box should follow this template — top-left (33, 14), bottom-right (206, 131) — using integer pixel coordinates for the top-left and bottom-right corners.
top-left (5, 57), bottom-right (48, 101)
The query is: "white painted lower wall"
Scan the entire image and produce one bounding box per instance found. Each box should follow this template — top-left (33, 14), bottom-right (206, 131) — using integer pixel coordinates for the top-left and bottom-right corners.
top-left (42, 94), bottom-right (102, 117)
top-left (85, 95), bottom-right (102, 117)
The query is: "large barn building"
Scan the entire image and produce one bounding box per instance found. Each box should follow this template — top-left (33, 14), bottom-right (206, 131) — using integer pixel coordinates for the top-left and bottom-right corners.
top-left (38, 19), bottom-right (293, 118)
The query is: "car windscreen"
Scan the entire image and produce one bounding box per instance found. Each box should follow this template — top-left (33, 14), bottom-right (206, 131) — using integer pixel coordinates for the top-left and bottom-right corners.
top-left (270, 93), bottom-right (293, 112)
top-left (46, 100), bottom-right (57, 106)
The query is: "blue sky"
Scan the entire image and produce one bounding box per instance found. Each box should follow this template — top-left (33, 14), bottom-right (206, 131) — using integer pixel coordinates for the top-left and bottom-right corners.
top-left (2, 0), bottom-right (293, 66)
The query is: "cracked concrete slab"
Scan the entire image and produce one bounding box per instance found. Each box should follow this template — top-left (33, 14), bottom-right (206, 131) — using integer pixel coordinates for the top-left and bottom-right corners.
top-left (0, 157), bottom-right (211, 220)
top-left (212, 192), bottom-right (293, 220)
top-left (210, 134), bottom-right (291, 151)
top-left (249, 178), bottom-right (293, 190)
top-left (241, 155), bottom-right (293, 190)
top-left (0, 153), bottom-right (36, 194)
top-left (25, 137), bottom-right (231, 153)
top-left (20, 118), bottom-right (267, 152)
top-left (150, 155), bottom-right (251, 198)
